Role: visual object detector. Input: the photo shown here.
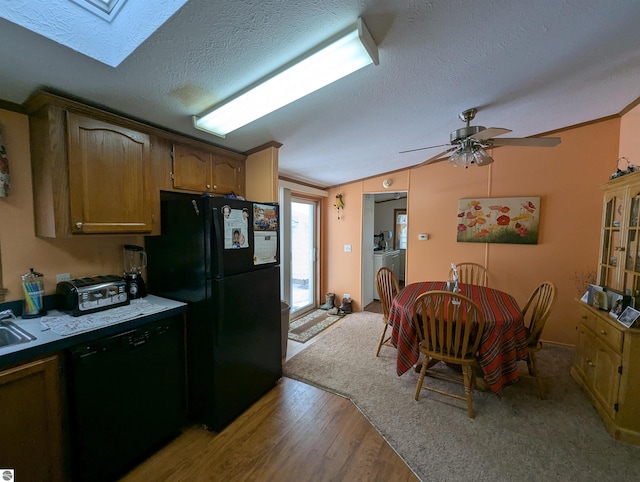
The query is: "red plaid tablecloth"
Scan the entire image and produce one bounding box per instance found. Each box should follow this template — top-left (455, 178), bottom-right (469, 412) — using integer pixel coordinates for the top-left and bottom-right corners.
top-left (389, 281), bottom-right (528, 395)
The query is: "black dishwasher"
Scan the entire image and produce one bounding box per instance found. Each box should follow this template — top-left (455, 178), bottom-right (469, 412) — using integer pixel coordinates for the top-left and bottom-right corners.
top-left (66, 315), bottom-right (186, 482)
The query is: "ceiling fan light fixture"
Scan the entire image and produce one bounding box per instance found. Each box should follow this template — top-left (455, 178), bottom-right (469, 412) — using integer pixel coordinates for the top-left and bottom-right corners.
top-left (449, 146), bottom-right (473, 168)
top-left (473, 146), bottom-right (494, 166)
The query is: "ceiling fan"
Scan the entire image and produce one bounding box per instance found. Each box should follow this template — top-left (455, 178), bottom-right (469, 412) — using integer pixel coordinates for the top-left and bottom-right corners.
top-left (400, 108), bottom-right (561, 168)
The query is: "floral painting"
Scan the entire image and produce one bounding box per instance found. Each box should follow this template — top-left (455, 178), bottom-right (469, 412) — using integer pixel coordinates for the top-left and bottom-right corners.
top-left (457, 197), bottom-right (540, 244)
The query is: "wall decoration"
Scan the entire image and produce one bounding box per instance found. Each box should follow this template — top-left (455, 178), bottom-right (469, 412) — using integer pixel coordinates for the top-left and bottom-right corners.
top-left (334, 192), bottom-right (344, 219)
top-left (0, 124), bottom-right (10, 197)
top-left (457, 197), bottom-right (540, 244)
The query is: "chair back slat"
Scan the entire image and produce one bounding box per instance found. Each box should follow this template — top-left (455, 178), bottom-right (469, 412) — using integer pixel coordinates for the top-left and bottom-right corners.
top-left (522, 281), bottom-right (558, 348)
top-left (376, 267), bottom-right (400, 320)
top-left (450, 262), bottom-right (489, 287)
top-left (412, 290), bottom-right (485, 362)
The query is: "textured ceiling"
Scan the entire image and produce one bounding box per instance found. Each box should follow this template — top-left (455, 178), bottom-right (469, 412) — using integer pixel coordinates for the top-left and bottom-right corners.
top-left (1, 0), bottom-right (640, 188)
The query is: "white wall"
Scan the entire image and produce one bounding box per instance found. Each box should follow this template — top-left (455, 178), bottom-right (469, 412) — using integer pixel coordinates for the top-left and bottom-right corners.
top-left (373, 196), bottom-right (407, 248)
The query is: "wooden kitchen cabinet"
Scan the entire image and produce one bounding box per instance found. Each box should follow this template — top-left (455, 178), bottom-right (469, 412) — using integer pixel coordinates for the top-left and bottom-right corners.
top-left (26, 93), bottom-right (154, 236)
top-left (0, 355), bottom-right (66, 481)
top-left (66, 112), bottom-right (153, 234)
top-left (572, 302), bottom-right (640, 444)
top-left (573, 171), bottom-right (640, 444)
top-left (172, 143), bottom-right (245, 196)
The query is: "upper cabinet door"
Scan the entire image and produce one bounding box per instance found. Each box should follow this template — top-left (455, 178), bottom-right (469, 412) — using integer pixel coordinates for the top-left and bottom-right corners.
top-left (600, 188), bottom-right (625, 291)
top-left (67, 113), bottom-right (153, 234)
top-left (623, 187), bottom-right (640, 295)
top-left (172, 143), bottom-right (245, 197)
top-left (211, 154), bottom-right (243, 195)
top-left (598, 172), bottom-right (640, 296)
top-left (172, 143), bottom-right (213, 192)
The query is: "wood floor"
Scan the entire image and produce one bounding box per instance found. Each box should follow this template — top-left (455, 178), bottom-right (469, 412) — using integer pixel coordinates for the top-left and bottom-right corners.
top-left (121, 377), bottom-right (418, 481)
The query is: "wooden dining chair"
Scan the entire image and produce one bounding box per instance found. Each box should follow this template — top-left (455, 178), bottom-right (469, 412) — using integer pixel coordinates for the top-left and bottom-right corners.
top-left (450, 262), bottom-right (489, 287)
top-left (521, 281), bottom-right (558, 399)
top-left (375, 267), bottom-right (400, 356)
top-left (412, 290), bottom-right (486, 418)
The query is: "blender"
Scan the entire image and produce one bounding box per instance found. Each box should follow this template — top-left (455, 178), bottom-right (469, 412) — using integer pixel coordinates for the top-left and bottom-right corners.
top-left (123, 244), bottom-right (147, 299)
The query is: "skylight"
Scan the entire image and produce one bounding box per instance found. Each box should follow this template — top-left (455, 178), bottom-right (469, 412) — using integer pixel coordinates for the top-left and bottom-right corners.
top-left (68, 0), bottom-right (127, 22)
top-left (0, 0), bottom-right (189, 67)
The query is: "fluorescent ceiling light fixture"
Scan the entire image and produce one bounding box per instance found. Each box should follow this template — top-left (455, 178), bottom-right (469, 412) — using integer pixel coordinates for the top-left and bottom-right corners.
top-left (193, 17), bottom-right (379, 137)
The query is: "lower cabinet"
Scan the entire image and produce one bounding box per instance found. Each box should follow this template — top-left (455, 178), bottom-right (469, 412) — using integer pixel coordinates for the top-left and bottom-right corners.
top-left (0, 355), bottom-right (66, 481)
top-left (0, 312), bottom-right (186, 482)
top-left (66, 315), bottom-right (186, 481)
top-left (571, 302), bottom-right (640, 444)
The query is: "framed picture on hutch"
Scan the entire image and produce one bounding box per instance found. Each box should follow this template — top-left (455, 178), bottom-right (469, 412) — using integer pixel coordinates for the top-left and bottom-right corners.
top-left (617, 306), bottom-right (640, 328)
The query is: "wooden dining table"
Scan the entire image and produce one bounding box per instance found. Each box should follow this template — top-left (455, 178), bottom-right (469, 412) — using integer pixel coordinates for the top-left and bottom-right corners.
top-left (389, 281), bottom-right (529, 395)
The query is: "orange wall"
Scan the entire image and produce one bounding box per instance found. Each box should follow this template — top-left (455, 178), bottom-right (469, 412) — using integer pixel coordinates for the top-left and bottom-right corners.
top-left (619, 103), bottom-right (640, 166)
top-left (322, 182), bottom-right (365, 310)
top-left (0, 109), bottom-right (142, 300)
top-left (323, 118), bottom-right (621, 345)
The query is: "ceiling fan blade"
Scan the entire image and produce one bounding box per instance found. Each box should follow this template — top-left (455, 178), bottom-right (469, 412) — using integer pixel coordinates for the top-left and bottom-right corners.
top-left (419, 147), bottom-right (457, 166)
top-left (471, 127), bottom-right (512, 141)
top-left (490, 137), bottom-right (561, 147)
top-left (399, 143), bottom-right (451, 154)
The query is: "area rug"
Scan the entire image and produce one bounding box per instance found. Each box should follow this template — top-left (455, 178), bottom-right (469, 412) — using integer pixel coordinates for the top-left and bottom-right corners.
top-left (287, 309), bottom-right (345, 343)
top-left (284, 311), bottom-right (640, 482)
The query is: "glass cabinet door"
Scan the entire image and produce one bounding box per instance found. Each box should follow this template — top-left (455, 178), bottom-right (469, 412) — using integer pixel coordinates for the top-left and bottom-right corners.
top-left (624, 190), bottom-right (640, 296)
top-left (599, 191), bottom-right (624, 290)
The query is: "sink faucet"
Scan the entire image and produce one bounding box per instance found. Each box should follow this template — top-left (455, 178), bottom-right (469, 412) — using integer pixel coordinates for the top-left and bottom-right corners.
top-left (0, 309), bottom-right (16, 322)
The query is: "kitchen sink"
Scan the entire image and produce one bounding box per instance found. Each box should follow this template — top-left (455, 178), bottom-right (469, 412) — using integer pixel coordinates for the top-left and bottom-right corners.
top-left (0, 321), bottom-right (36, 348)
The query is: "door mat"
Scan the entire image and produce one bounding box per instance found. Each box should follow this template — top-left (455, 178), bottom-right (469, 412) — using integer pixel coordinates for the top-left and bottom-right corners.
top-left (288, 309), bottom-right (345, 343)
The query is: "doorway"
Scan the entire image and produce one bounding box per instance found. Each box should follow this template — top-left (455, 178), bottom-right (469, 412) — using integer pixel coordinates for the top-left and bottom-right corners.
top-left (290, 197), bottom-right (318, 316)
top-left (361, 192), bottom-right (408, 309)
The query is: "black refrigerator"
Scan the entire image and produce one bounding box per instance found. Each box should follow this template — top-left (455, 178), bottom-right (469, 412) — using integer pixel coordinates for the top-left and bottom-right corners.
top-left (145, 192), bottom-right (282, 431)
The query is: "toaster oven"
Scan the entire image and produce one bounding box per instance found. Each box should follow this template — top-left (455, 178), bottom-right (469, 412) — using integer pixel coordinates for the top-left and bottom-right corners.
top-left (56, 275), bottom-right (129, 316)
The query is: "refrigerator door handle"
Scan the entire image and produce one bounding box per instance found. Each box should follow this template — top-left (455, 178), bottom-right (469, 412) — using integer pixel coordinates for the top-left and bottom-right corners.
top-left (192, 200), bottom-right (200, 215)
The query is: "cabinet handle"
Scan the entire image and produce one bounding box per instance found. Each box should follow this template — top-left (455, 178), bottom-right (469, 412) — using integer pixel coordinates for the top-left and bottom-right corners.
top-left (614, 246), bottom-right (626, 251)
top-left (600, 330), bottom-right (607, 335)
top-left (581, 315), bottom-right (588, 320)
top-left (206, 184), bottom-right (211, 189)
top-left (213, 185), bottom-right (218, 190)
top-left (76, 222), bottom-right (83, 230)
top-left (587, 360), bottom-right (595, 367)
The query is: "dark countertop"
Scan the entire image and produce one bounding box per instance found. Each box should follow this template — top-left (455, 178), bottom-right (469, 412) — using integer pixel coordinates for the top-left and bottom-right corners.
top-left (0, 295), bottom-right (187, 369)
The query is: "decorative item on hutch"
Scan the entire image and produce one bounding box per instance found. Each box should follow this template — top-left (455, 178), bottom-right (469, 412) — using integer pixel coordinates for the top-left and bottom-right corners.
top-left (609, 156), bottom-right (638, 180)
